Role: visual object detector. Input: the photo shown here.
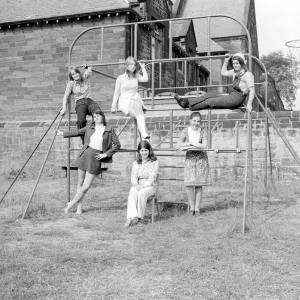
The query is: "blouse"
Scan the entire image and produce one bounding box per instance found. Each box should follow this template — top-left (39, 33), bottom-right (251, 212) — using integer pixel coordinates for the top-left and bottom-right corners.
top-left (179, 126), bottom-right (208, 146)
top-left (63, 67), bottom-right (93, 104)
top-left (89, 126), bottom-right (105, 150)
top-left (222, 69), bottom-right (254, 94)
top-left (131, 160), bottom-right (159, 191)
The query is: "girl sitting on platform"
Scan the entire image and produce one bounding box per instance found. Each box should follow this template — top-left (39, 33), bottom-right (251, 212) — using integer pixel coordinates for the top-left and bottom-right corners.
top-left (56, 109), bottom-right (121, 214)
top-left (177, 112), bottom-right (211, 216)
top-left (61, 65), bottom-right (101, 143)
top-left (111, 56), bottom-right (150, 140)
top-left (125, 141), bottom-right (159, 227)
top-left (174, 53), bottom-right (255, 112)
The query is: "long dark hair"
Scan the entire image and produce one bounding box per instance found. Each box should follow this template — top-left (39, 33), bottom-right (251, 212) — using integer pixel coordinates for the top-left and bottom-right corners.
top-left (68, 67), bottom-right (83, 82)
top-left (93, 109), bottom-right (107, 126)
top-left (136, 141), bottom-right (157, 164)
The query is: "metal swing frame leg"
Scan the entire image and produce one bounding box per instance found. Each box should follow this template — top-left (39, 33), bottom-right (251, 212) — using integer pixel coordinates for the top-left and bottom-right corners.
top-left (21, 115), bottom-right (64, 219)
top-left (242, 111), bottom-right (253, 235)
top-left (0, 110), bottom-right (62, 204)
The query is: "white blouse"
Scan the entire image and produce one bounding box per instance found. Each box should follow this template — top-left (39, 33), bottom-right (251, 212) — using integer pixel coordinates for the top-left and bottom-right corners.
top-left (188, 127), bottom-right (201, 143)
top-left (89, 126), bottom-right (105, 150)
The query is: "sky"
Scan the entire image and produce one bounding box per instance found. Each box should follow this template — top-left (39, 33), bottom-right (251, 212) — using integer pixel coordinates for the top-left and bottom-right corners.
top-left (255, 0), bottom-right (300, 109)
top-left (256, 0), bottom-right (300, 56)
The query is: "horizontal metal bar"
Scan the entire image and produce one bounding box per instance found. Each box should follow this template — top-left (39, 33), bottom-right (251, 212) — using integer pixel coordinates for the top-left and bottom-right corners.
top-left (160, 166), bottom-right (184, 168)
top-left (84, 53), bottom-right (242, 68)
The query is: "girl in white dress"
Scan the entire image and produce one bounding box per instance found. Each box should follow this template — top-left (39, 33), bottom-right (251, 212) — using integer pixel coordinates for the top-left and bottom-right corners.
top-left (111, 56), bottom-right (149, 140)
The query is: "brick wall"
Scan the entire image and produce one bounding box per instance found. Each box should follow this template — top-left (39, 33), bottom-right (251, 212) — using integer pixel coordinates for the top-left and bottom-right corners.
top-left (0, 15), bottom-right (131, 122)
top-left (1, 111), bottom-right (300, 183)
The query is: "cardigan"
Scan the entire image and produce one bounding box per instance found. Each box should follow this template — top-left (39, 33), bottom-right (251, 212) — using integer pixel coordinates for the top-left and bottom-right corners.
top-left (63, 121), bottom-right (121, 163)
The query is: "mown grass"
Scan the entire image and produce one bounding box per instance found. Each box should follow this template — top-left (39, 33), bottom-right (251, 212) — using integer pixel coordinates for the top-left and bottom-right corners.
top-left (1, 173), bottom-right (300, 300)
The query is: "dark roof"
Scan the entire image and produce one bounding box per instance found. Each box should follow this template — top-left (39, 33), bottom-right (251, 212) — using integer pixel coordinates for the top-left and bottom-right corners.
top-left (171, 14), bottom-right (225, 53)
top-left (172, 19), bottom-right (191, 37)
top-left (195, 30), bottom-right (226, 53)
top-left (176, 0), bottom-right (251, 38)
top-left (0, 0), bottom-right (131, 24)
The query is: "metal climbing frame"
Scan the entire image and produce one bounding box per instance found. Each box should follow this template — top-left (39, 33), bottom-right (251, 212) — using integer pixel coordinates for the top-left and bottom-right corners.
top-left (2, 18), bottom-right (298, 227)
top-left (65, 15), bottom-right (272, 234)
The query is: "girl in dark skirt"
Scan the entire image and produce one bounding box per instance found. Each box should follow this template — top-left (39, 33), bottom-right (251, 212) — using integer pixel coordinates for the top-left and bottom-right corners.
top-left (56, 109), bottom-right (121, 214)
top-left (174, 53), bottom-right (255, 112)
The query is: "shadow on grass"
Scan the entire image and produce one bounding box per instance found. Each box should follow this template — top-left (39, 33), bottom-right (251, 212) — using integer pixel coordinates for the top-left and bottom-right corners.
top-left (84, 204), bottom-right (125, 213)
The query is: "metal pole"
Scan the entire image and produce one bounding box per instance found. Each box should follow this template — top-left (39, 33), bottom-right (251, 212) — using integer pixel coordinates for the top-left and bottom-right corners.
top-left (133, 118), bottom-right (138, 149)
top-left (22, 116), bottom-right (64, 219)
top-left (266, 119), bottom-right (273, 184)
top-left (158, 122), bottom-right (161, 147)
top-left (235, 121), bottom-right (240, 148)
top-left (249, 112), bottom-right (253, 218)
top-left (151, 62), bottom-right (155, 108)
top-left (131, 25), bottom-right (134, 56)
top-left (169, 21), bottom-right (172, 58)
top-left (242, 111), bottom-right (251, 235)
top-left (207, 17), bottom-right (212, 86)
top-left (264, 69), bottom-right (268, 189)
top-left (101, 28), bottom-right (104, 61)
top-left (257, 98), bottom-right (300, 166)
top-left (117, 117), bottom-right (133, 137)
top-left (0, 110), bottom-right (61, 204)
top-left (155, 121), bottom-right (181, 149)
top-left (92, 68), bottom-right (116, 80)
top-left (208, 109), bottom-right (212, 149)
top-left (134, 23), bottom-right (138, 58)
top-left (184, 61), bottom-right (187, 87)
top-left (170, 110), bottom-right (173, 148)
top-left (67, 97), bottom-right (71, 203)
top-left (159, 63), bottom-right (162, 88)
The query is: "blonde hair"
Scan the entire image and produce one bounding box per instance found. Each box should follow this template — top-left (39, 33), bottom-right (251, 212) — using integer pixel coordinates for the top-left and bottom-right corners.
top-left (125, 56), bottom-right (141, 77)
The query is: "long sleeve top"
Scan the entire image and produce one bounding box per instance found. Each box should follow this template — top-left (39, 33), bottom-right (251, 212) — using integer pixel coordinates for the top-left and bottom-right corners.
top-left (131, 160), bottom-right (159, 191)
top-left (62, 67), bottom-right (93, 104)
top-left (112, 65), bottom-right (148, 114)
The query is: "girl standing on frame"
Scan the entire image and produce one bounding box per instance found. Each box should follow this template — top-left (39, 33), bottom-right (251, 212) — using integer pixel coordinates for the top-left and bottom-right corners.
top-left (111, 56), bottom-right (150, 140)
top-left (56, 109), bottom-right (121, 214)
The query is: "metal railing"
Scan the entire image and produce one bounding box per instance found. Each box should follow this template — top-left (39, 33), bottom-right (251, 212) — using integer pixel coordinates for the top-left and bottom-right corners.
top-left (66, 15), bottom-right (255, 234)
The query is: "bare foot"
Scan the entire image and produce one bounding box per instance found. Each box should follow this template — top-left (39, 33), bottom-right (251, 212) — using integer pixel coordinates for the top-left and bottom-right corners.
top-left (64, 207), bottom-right (70, 214)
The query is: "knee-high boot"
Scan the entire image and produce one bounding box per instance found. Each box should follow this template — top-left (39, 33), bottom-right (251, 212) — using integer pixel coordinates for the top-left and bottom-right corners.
top-left (136, 115), bottom-right (149, 139)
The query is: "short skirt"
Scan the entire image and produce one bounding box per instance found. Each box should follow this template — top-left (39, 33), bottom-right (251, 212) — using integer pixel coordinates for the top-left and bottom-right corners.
top-left (128, 98), bottom-right (144, 117)
top-left (75, 146), bottom-right (103, 175)
top-left (119, 92), bottom-right (146, 116)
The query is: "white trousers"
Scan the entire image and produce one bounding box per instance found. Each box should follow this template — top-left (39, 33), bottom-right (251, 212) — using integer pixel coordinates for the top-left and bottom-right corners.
top-left (127, 186), bottom-right (156, 219)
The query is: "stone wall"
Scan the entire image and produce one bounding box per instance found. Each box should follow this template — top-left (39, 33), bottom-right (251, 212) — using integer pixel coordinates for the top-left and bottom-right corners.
top-left (1, 111), bottom-right (300, 183)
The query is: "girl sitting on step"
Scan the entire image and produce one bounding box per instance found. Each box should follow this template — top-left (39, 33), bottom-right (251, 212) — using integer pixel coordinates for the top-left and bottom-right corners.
top-left (111, 56), bottom-right (150, 140)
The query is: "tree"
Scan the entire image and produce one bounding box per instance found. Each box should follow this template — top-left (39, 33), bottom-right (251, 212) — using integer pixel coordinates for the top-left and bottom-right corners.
top-left (260, 51), bottom-right (300, 110)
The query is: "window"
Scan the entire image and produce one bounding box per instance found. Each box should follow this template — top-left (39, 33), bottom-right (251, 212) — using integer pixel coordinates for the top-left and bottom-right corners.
top-left (151, 24), bottom-right (163, 60)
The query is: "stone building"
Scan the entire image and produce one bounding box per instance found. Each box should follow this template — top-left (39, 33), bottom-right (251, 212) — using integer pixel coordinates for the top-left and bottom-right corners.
top-left (0, 0), bottom-right (288, 180)
top-left (173, 0), bottom-right (284, 111)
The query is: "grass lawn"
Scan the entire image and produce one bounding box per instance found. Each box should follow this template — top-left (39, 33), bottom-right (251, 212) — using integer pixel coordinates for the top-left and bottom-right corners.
top-left (1, 172), bottom-right (300, 300)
